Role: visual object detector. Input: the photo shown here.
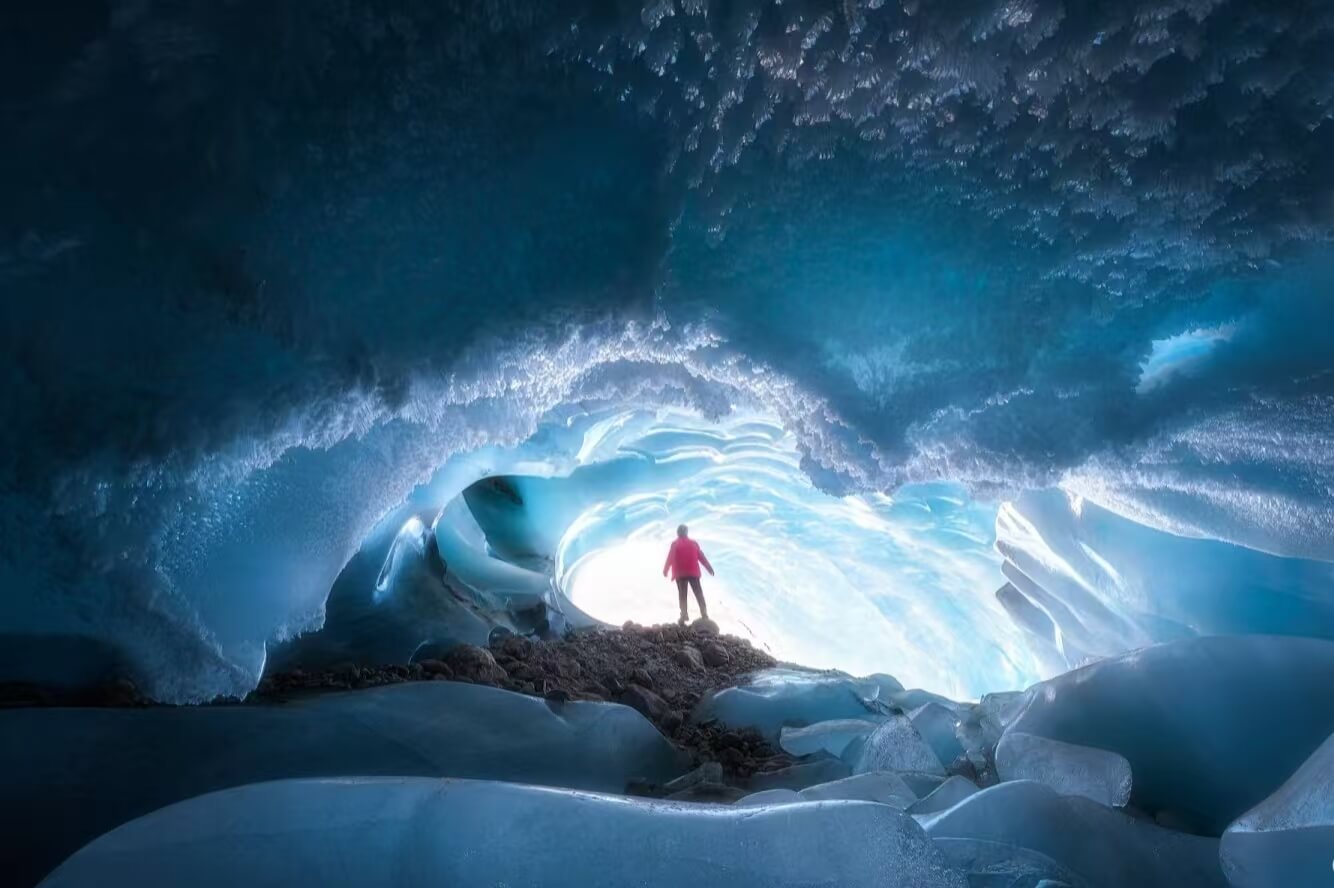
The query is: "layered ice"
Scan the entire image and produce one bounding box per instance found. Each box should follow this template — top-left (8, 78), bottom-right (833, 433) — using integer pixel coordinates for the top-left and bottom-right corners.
top-left (693, 668), bottom-right (895, 742)
top-left (0, 683), bottom-right (684, 888)
top-left (996, 489), bottom-right (1334, 671)
top-left (1006, 635), bottom-right (1334, 833)
top-left (41, 778), bottom-right (969, 888)
top-left (853, 715), bottom-right (947, 776)
top-left (779, 719), bottom-right (880, 758)
top-left (1220, 731), bottom-right (1334, 888)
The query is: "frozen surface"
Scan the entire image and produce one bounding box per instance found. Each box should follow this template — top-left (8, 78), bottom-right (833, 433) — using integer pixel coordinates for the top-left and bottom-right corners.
top-left (996, 489), bottom-right (1334, 672)
top-left (854, 714), bottom-right (947, 776)
top-left (908, 776), bottom-right (980, 817)
top-left (779, 719), bottom-right (880, 758)
top-left (1221, 731), bottom-right (1334, 888)
top-left (797, 772), bottom-right (917, 808)
top-left (910, 703), bottom-right (965, 768)
top-left (1, 683), bottom-right (683, 888)
top-left (41, 778), bottom-right (969, 888)
top-left (996, 732), bottom-right (1132, 808)
top-left (924, 781), bottom-right (1226, 888)
top-left (694, 668), bottom-right (891, 741)
top-left (932, 839), bottom-right (1090, 888)
top-left (1007, 635), bottom-right (1334, 833)
top-left (746, 759), bottom-right (853, 792)
top-left (736, 789), bottom-right (803, 807)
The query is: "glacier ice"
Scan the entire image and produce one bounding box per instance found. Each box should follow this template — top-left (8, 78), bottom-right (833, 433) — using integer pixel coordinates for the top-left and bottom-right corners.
top-left (1220, 730), bottom-right (1334, 888)
top-left (909, 702), bottom-right (965, 769)
top-left (797, 772), bottom-right (918, 808)
top-left (779, 719), bottom-right (880, 758)
top-left (932, 839), bottom-right (1090, 888)
top-left (924, 781), bottom-right (1226, 888)
top-left (693, 668), bottom-right (890, 741)
top-left (746, 759), bottom-right (854, 792)
top-left (853, 714), bottom-right (947, 776)
top-left (1006, 635), bottom-right (1334, 833)
top-left (995, 489), bottom-right (1334, 671)
top-left (995, 732), bottom-right (1132, 808)
top-left (0, 683), bottom-right (683, 888)
top-left (907, 776), bottom-right (980, 817)
top-left (735, 788), bottom-right (803, 807)
top-left (41, 778), bottom-right (970, 888)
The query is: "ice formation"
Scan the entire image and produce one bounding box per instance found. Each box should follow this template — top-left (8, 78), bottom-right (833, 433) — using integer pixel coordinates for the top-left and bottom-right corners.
top-left (1221, 731), bottom-right (1334, 888)
top-left (3, 0), bottom-right (1333, 709)
top-left (995, 732), bottom-right (1132, 809)
top-left (40, 778), bottom-right (968, 888)
top-left (0, 683), bottom-right (683, 887)
top-left (1006, 635), bottom-right (1334, 833)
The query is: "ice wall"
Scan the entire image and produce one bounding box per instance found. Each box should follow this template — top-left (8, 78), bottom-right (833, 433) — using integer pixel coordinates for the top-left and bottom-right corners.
top-left (3, 1), bottom-right (1333, 702)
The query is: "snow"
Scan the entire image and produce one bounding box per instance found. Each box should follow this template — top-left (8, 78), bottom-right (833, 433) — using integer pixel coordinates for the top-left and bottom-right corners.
top-left (40, 778), bottom-right (969, 888)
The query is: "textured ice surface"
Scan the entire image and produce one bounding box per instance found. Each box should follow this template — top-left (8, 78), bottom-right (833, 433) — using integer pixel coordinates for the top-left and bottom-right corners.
top-left (854, 714), bottom-right (947, 776)
top-left (932, 839), bottom-right (1090, 888)
top-left (924, 781), bottom-right (1226, 888)
top-left (41, 778), bottom-right (969, 888)
top-left (2, 683), bottom-right (683, 888)
top-left (694, 668), bottom-right (890, 741)
top-left (797, 772), bottom-right (917, 808)
top-left (1007, 635), bottom-right (1334, 833)
top-left (996, 489), bottom-right (1334, 672)
top-left (996, 732), bottom-right (1132, 808)
top-left (908, 776), bottom-right (980, 817)
top-left (910, 703), bottom-right (965, 768)
top-left (780, 719), bottom-right (880, 758)
top-left (1221, 731), bottom-right (1334, 888)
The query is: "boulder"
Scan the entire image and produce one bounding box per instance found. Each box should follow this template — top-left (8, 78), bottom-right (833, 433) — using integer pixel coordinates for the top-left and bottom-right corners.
top-left (700, 643), bottom-right (731, 668)
top-left (673, 646), bottom-right (705, 671)
top-left (621, 684), bottom-right (670, 723)
top-left (443, 646), bottom-right (507, 684)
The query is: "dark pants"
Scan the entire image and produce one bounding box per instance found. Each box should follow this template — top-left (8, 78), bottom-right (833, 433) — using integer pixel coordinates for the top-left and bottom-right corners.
top-left (675, 576), bottom-right (708, 620)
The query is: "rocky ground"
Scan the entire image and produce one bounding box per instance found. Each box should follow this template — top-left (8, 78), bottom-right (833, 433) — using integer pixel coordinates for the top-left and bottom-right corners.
top-left (252, 619), bottom-right (795, 787)
top-left (0, 621), bottom-right (808, 790)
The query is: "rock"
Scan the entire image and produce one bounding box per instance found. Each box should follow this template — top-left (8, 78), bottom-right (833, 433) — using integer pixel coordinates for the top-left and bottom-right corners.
top-left (700, 643), bottom-right (731, 668)
top-left (443, 645), bottom-right (507, 684)
top-left (631, 668), bottom-right (655, 688)
top-left (329, 662), bottom-right (359, 679)
top-left (691, 619), bottom-right (721, 636)
top-left (621, 684), bottom-right (670, 722)
top-left (661, 710), bottom-right (685, 732)
top-left (664, 762), bottom-right (725, 793)
top-left (417, 659), bottom-right (453, 678)
top-left (673, 646), bottom-right (705, 671)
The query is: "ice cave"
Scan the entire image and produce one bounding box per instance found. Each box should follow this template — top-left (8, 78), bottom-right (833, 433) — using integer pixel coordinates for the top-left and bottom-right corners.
top-left (3, 2), bottom-right (1334, 886)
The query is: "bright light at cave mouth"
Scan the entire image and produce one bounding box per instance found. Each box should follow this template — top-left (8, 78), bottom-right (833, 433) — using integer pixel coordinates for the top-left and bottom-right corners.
top-left (543, 410), bottom-right (1045, 701)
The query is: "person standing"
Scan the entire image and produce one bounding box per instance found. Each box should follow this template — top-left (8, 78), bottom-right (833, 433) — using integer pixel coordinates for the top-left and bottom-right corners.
top-left (662, 524), bottom-right (714, 625)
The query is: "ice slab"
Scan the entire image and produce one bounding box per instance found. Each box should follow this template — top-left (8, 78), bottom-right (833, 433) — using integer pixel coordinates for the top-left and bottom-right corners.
top-left (996, 732), bottom-right (1131, 808)
top-left (41, 778), bottom-right (970, 888)
top-left (907, 776), bottom-right (980, 816)
top-left (910, 702), bottom-right (965, 767)
top-left (2, 683), bottom-right (684, 888)
top-left (694, 668), bottom-right (892, 741)
top-left (924, 780), bottom-right (1226, 888)
top-left (1006, 635), bottom-right (1334, 833)
top-left (854, 714), bottom-right (946, 775)
top-left (779, 719), bottom-right (880, 757)
top-left (747, 758), bottom-right (853, 792)
top-left (1220, 730), bottom-right (1334, 888)
top-left (798, 772), bottom-right (917, 808)
top-left (735, 788), bottom-right (803, 807)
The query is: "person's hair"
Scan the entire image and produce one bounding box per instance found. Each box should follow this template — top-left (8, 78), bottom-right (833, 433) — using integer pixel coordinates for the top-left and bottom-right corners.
top-left (676, 524), bottom-right (688, 537)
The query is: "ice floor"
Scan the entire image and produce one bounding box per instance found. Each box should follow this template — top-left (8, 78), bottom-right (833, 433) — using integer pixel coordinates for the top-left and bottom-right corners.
top-left (13, 634), bottom-right (1334, 888)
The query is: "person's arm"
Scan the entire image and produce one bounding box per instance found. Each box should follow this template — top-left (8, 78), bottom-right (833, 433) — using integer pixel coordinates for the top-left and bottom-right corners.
top-left (698, 548), bottom-right (715, 576)
top-left (663, 541), bottom-right (674, 577)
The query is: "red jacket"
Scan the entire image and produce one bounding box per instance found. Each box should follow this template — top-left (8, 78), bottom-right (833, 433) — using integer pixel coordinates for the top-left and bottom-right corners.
top-left (663, 537), bottom-right (713, 579)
